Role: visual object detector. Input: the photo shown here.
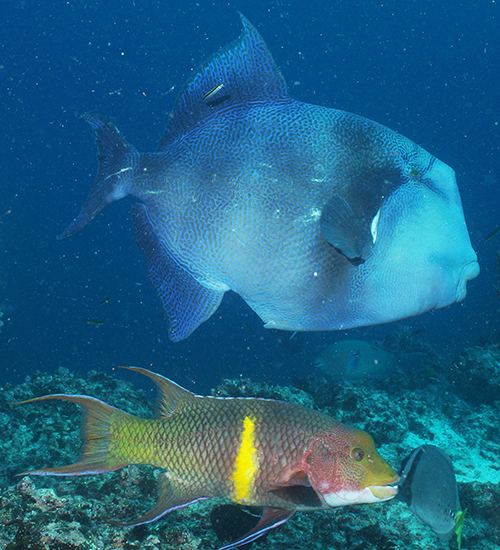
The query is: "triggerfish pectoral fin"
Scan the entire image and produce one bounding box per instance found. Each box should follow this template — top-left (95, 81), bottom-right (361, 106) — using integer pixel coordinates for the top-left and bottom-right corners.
top-left (320, 193), bottom-right (371, 263)
top-left (132, 203), bottom-right (226, 341)
top-left (58, 113), bottom-right (137, 240)
top-left (217, 508), bottom-right (294, 550)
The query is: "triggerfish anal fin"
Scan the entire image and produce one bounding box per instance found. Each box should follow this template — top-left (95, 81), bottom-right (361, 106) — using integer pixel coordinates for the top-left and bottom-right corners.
top-left (58, 113), bottom-right (137, 239)
top-left (217, 508), bottom-right (294, 550)
top-left (132, 203), bottom-right (225, 341)
top-left (157, 12), bottom-right (290, 152)
top-left (320, 193), bottom-right (371, 263)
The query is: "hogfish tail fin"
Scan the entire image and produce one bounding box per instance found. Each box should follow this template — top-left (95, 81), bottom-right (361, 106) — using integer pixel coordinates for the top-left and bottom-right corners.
top-left (16, 394), bottom-right (151, 476)
top-left (58, 113), bottom-right (138, 239)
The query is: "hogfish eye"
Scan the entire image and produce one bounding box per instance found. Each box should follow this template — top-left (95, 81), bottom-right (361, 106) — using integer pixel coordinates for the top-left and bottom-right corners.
top-left (351, 447), bottom-right (365, 462)
top-left (408, 167), bottom-right (422, 179)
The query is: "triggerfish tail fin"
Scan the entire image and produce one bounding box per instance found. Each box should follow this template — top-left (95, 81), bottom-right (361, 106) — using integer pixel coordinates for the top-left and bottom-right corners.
top-left (455, 508), bottom-right (467, 550)
top-left (15, 394), bottom-right (139, 476)
top-left (217, 508), bottom-right (294, 550)
top-left (58, 113), bottom-right (137, 239)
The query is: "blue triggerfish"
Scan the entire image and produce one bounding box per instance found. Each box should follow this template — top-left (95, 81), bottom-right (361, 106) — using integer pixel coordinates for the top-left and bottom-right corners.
top-left (59, 15), bottom-right (479, 340)
top-left (17, 367), bottom-right (399, 549)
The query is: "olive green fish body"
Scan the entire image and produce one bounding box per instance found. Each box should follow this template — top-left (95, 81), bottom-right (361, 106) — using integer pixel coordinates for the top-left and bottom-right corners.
top-left (111, 395), bottom-right (354, 510)
top-left (18, 367), bottom-right (398, 546)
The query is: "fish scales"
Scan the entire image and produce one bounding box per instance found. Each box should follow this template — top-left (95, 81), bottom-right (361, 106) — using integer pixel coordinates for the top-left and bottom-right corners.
top-left (17, 367), bottom-right (398, 548)
top-left (109, 392), bottom-right (347, 506)
top-left (59, 15), bottom-right (478, 340)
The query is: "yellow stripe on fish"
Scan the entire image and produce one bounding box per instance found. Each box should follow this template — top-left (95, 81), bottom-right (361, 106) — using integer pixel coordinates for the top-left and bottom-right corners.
top-left (233, 416), bottom-right (259, 503)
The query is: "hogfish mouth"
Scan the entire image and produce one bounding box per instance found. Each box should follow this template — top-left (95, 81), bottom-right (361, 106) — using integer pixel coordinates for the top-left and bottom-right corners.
top-left (369, 483), bottom-right (399, 501)
top-left (323, 481), bottom-right (399, 507)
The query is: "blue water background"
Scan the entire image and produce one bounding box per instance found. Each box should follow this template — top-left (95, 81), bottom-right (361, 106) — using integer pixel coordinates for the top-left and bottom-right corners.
top-left (0, 0), bottom-right (499, 394)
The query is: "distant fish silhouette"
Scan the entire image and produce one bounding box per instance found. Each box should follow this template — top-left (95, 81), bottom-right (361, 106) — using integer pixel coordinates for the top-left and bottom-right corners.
top-left (84, 318), bottom-right (105, 326)
top-left (398, 445), bottom-right (465, 545)
top-left (485, 227), bottom-right (500, 242)
top-left (59, 15), bottom-right (479, 341)
top-left (315, 340), bottom-right (425, 382)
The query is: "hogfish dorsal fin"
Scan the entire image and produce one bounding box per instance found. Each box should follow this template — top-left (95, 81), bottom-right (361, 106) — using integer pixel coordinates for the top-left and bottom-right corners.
top-left (157, 13), bottom-right (290, 152)
top-left (120, 366), bottom-right (197, 418)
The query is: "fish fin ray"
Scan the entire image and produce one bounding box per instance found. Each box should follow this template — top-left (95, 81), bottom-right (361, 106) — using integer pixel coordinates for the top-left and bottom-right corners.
top-left (157, 13), bottom-right (290, 152)
top-left (132, 203), bottom-right (225, 341)
top-left (58, 113), bottom-right (137, 239)
top-left (217, 508), bottom-right (294, 550)
top-left (320, 193), bottom-right (371, 262)
top-left (119, 366), bottom-right (197, 417)
top-left (16, 394), bottom-right (133, 475)
top-left (113, 473), bottom-right (208, 526)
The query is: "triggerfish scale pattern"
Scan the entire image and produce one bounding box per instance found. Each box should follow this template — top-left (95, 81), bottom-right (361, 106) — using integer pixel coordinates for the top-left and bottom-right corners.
top-left (58, 14), bottom-right (478, 341)
top-left (17, 367), bottom-right (399, 549)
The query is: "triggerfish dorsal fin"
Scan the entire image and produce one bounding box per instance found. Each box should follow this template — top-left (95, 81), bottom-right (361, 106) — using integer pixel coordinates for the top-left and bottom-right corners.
top-left (120, 366), bottom-right (197, 418)
top-left (157, 13), bottom-right (290, 152)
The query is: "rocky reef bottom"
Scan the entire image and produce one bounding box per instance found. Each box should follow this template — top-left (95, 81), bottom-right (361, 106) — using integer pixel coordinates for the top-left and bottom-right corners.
top-left (1, 340), bottom-right (499, 550)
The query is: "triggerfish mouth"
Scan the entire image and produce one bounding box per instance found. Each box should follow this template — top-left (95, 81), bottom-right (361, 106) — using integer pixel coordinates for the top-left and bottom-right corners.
top-left (59, 14), bottom-right (479, 341)
top-left (17, 367), bottom-right (399, 549)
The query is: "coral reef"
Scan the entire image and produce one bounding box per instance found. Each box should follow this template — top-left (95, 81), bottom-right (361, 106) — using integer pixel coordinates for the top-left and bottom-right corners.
top-left (1, 344), bottom-right (499, 549)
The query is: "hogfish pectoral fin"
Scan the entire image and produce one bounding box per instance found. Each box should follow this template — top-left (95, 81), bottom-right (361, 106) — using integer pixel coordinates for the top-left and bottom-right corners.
top-left (217, 508), bottom-right (294, 550)
top-left (320, 193), bottom-right (371, 264)
top-left (132, 203), bottom-right (226, 341)
top-left (58, 113), bottom-right (137, 239)
top-left (111, 472), bottom-right (208, 526)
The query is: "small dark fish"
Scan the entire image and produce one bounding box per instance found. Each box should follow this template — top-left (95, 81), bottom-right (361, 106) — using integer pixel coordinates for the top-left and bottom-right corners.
top-left (203, 82), bottom-right (225, 102)
top-left (210, 504), bottom-right (260, 549)
top-left (398, 445), bottom-right (464, 545)
top-left (98, 297), bottom-right (112, 306)
top-left (409, 327), bottom-right (427, 338)
top-left (485, 227), bottom-right (500, 242)
top-left (84, 318), bottom-right (105, 326)
top-left (243, 322), bottom-right (255, 335)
